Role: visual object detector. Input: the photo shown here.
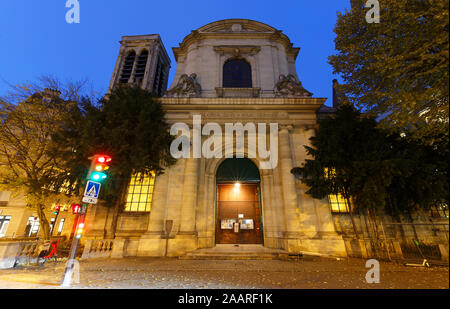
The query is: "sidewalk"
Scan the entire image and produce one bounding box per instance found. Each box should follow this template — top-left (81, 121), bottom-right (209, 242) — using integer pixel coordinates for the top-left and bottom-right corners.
top-left (0, 256), bottom-right (448, 289)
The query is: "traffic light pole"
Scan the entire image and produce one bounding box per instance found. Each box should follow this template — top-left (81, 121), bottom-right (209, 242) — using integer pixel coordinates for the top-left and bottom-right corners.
top-left (61, 154), bottom-right (111, 287)
top-left (60, 205), bottom-right (88, 288)
top-left (50, 206), bottom-right (61, 237)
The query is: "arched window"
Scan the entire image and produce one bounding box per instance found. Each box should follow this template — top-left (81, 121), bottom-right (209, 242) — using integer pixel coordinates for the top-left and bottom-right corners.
top-left (119, 51), bottom-right (136, 84)
top-left (216, 158), bottom-right (260, 183)
top-left (223, 59), bottom-right (252, 88)
top-left (134, 50), bottom-right (148, 84)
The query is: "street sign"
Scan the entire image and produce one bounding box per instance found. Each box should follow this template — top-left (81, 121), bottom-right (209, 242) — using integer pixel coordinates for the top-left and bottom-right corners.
top-left (83, 180), bottom-right (101, 199)
top-left (82, 196), bottom-right (98, 204)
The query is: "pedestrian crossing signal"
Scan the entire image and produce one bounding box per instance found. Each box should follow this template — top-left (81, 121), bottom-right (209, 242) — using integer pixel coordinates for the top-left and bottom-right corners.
top-left (72, 204), bottom-right (81, 214)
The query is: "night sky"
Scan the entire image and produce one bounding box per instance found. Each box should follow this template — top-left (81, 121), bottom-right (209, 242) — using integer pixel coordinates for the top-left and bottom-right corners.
top-left (0, 0), bottom-right (351, 106)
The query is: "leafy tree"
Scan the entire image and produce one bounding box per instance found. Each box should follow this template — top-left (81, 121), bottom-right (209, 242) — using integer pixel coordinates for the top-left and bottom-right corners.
top-left (329, 0), bottom-right (449, 142)
top-left (292, 105), bottom-right (448, 236)
top-left (53, 85), bottom-right (176, 238)
top-left (383, 132), bottom-right (449, 217)
top-left (0, 78), bottom-right (89, 240)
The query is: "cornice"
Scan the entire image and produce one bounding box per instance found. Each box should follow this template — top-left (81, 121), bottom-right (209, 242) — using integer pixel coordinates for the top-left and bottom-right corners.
top-left (158, 97), bottom-right (326, 113)
top-left (158, 97), bottom-right (326, 105)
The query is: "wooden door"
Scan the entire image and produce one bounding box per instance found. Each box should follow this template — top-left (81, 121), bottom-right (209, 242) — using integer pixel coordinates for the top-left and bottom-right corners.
top-left (216, 183), bottom-right (261, 244)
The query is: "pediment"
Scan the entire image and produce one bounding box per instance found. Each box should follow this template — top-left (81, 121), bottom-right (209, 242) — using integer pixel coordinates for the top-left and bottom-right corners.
top-left (198, 19), bottom-right (276, 34)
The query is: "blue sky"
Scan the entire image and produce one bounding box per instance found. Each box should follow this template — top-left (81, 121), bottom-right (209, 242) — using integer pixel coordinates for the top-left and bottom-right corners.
top-left (0, 0), bottom-right (350, 106)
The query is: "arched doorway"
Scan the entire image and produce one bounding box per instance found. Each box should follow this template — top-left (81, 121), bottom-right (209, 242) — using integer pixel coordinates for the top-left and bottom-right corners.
top-left (215, 158), bottom-right (263, 244)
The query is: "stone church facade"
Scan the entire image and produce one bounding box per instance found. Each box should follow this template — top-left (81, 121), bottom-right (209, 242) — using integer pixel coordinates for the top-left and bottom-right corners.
top-left (0, 19), bottom-right (447, 264)
top-left (83, 19), bottom-right (348, 258)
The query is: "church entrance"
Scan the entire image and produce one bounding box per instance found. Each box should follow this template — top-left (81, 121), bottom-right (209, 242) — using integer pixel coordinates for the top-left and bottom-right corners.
top-left (215, 158), bottom-right (262, 245)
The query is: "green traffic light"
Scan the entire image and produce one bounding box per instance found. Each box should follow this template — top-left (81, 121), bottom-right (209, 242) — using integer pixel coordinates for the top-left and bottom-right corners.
top-left (91, 172), bottom-right (107, 181)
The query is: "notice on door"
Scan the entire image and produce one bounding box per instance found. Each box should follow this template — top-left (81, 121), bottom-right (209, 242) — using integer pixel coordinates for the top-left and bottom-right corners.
top-left (221, 219), bottom-right (236, 229)
top-left (240, 219), bottom-right (254, 230)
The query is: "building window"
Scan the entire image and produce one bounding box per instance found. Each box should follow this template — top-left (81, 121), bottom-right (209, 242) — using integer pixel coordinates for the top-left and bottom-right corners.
top-left (124, 173), bottom-right (155, 212)
top-left (328, 194), bottom-right (350, 213)
top-left (152, 58), bottom-right (166, 97)
top-left (49, 218), bottom-right (56, 234)
top-left (431, 203), bottom-right (449, 219)
top-left (57, 218), bottom-right (65, 235)
top-left (25, 216), bottom-right (40, 237)
top-left (0, 216), bottom-right (11, 238)
top-left (223, 58), bottom-right (252, 88)
top-left (134, 50), bottom-right (148, 85)
top-left (119, 51), bottom-right (136, 84)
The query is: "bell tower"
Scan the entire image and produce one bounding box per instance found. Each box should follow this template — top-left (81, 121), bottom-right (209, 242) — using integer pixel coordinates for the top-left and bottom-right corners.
top-left (108, 34), bottom-right (171, 97)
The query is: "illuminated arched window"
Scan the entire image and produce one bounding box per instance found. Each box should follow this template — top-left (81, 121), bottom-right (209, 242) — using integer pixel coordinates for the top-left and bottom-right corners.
top-left (223, 58), bottom-right (252, 88)
top-left (124, 172), bottom-right (155, 212)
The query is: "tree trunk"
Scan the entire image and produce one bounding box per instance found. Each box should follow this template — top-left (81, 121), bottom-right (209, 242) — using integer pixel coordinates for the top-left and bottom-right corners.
top-left (366, 208), bottom-right (378, 257)
top-left (346, 196), bottom-right (359, 238)
top-left (108, 182), bottom-right (128, 239)
top-left (36, 203), bottom-right (50, 240)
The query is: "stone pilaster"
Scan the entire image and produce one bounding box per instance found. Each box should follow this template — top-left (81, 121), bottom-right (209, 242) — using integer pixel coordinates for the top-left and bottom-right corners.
top-left (179, 158), bottom-right (200, 233)
top-left (278, 125), bottom-right (303, 250)
top-left (261, 171), bottom-right (277, 248)
top-left (137, 171), bottom-right (170, 256)
top-left (169, 158), bottom-right (200, 255)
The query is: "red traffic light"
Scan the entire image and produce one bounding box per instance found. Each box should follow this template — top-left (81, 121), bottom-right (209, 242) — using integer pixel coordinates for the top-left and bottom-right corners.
top-left (52, 205), bottom-right (61, 215)
top-left (95, 155), bottom-right (112, 164)
top-left (87, 154), bottom-right (112, 182)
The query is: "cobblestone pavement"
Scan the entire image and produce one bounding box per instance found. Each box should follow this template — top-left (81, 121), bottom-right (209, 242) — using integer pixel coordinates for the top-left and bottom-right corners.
top-left (0, 256), bottom-right (448, 289)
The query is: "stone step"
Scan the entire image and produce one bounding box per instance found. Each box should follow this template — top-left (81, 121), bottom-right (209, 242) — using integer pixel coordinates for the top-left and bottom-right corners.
top-left (178, 245), bottom-right (298, 260)
top-left (179, 253), bottom-right (282, 260)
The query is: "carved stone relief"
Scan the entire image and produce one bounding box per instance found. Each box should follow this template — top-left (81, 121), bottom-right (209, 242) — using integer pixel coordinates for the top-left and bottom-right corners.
top-left (274, 74), bottom-right (313, 98)
top-left (165, 73), bottom-right (201, 97)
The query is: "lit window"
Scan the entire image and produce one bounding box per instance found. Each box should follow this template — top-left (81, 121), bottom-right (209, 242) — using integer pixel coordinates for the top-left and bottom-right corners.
top-left (57, 218), bottom-right (65, 235)
top-left (324, 167), bottom-right (336, 179)
top-left (431, 203), bottom-right (449, 219)
top-left (26, 216), bottom-right (40, 237)
top-left (0, 216), bottom-right (11, 238)
top-left (124, 172), bottom-right (155, 212)
top-left (328, 194), bottom-right (350, 213)
top-left (49, 218), bottom-right (57, 234)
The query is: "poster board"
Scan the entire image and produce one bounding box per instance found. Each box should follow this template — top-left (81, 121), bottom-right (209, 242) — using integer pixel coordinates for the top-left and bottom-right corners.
top-left (239, 219), bottom-right (254, 230)
top-left (221, 219), bottom-right (236, 229)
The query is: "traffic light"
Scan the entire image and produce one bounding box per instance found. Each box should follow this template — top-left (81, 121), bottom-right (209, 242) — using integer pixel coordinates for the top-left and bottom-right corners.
top-left (52, 205), bottom-right (61, 215)
top-left (88, 154), bottom-right (112, 182)
top-left (75, 222), bottom-right (85, 239)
